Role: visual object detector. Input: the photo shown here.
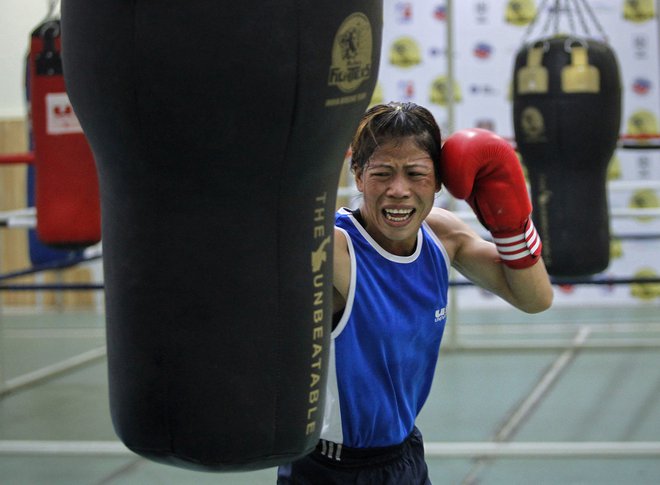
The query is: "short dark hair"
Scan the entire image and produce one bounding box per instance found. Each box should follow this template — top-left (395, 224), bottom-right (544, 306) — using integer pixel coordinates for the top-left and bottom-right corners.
top-left (350, 102), bottom-right (442, 184)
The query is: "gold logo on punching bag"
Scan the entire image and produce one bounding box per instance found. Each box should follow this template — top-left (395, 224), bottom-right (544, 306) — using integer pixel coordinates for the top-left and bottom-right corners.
top-left (537, 174), bottom-right (552, 265)
top-left (328, 13), bottom-right (373, 94)
top-left (311, 237), bottom-right (331, 272)
top-left (305, 192), bottom-right (331, 436)
top-left (520, 106), bottom-right (546, 142)
top-left (562, 44), bottom-right (600, 93)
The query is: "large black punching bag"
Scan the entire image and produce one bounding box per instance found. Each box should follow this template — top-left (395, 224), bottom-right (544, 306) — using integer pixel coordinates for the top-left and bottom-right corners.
top-left (513, 36), bottom-right (621, 276)
top-left (61, 0), bottom-right (381, 471)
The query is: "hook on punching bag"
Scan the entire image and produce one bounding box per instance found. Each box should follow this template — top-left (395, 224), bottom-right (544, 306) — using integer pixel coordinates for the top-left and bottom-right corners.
top-left (513, 36), bottom-right (622, 277)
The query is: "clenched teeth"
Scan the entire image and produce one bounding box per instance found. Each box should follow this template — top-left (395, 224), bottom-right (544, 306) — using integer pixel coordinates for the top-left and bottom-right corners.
top-left (383, 208), bottom-right (414, 222)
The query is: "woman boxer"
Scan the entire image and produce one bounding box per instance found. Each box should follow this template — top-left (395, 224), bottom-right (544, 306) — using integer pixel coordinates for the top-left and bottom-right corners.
top-left (278, 102), bottom-right (553, 484)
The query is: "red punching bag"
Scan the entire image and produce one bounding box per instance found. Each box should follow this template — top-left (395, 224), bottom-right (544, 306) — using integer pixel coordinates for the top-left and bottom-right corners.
top-left (29, 19), bottom-right (100, 248)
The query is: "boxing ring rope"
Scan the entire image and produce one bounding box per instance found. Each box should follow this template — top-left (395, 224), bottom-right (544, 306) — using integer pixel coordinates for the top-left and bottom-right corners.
top-left (0, 153), bottom-right (35, 165)
top-left (0, 208), bottom-right (36, 229)
top-left (2, 276), bottom-right (660, 292)
top-left (0, 250), bottom-right (101, 282)
top-left (7, 192), bottom-right (660, 225)
top-left (439, 318), bottom-right (660, 352)
top-left (425, 441), bottom-right (660, 458)
top-left (0, 439), bottom-right (658, 458)
top-left (449, 207), bottom-right (660, 220)
top-left (619, 133), bottom-right (660, 149)
top-left (0, 283), bottom-right (103, 291)
top-left (1, 220), bottom-right (659, 293)
top-left (338, 179), bottom-right (660, 199)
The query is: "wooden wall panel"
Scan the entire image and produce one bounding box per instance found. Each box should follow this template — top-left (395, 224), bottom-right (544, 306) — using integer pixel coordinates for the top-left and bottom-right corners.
top-left (0, 119), bottom-right (34, 307)
top-left (0, 119), bottom-right (94, 309)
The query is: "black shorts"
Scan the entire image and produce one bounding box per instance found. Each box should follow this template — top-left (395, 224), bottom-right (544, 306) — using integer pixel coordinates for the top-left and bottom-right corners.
top-left (277, 427), bottom-right (431, 485)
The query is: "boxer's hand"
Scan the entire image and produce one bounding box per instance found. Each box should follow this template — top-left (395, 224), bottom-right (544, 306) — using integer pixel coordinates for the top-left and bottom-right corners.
top-left (440, 128), bottom-right (542, 269)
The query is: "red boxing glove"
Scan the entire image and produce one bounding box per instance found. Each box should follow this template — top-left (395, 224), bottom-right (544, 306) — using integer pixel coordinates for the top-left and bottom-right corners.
top-left (440, 128), bottom-right (542, 269)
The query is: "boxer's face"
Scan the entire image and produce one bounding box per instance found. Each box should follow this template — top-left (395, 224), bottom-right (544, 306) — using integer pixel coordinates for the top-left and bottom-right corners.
top-left (355, 137), bottom-right (439, 256)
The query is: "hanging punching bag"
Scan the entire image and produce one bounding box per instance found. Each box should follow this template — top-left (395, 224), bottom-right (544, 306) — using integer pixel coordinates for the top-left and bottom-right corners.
top-left (513, 36), bottom-right (621, 277)
top-left (61, 0), bottom-right (381, 471)
top-left (29, 20), bottom-right (101, 248)
top-left (25, 43), bottom-right (84, 265)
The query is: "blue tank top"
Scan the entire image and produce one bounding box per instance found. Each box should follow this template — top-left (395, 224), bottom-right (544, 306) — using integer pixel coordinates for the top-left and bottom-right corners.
top-left (321, 208), bottom-right (450, 448)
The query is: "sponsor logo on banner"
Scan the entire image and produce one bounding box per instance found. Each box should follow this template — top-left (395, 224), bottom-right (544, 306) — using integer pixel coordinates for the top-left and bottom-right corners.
top-left (626, 109), bottom-right (659, 135)
top-left (631, 268), bottom-right (660, 300)
top-left (504, 0), bottom-right (536, 26)
top-left (607, 154), bottom-right (622, 180)
top-left (636, 154), bottom-right (652, 179)
top-left (395, 2), bottom-right (413, 23)
top-left (475, 1), bottom-right (489, 24)
top-left (632, 34), bottom-right (649, 59)
top-left (429, 46), bottom-right (448, 58)
top-left (397, 80), bottom-right (415, 100)
top-left (370, 82), bottom-right (384, 106)
top-left (610, 240), bottom-right (624, 260)
top-left (473, 42), bottom-right (493, 60)
top-left (433, 4), bottom-right (447, 21)
top-left (389, 37), bottom-right (422, 68)
top-left (623, 0), bottom-right (655, 23)
top-left (629, 189), bottom-right (660, 222)
top-left (430, 75), bottom-right (462, 106)
top-left (632, 77), bottom-right (652, 95)
top-left (469, 84), bottom-right (498, 95)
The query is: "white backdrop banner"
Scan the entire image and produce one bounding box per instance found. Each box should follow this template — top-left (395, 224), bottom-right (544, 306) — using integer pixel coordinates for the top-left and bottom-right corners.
top-left (372, 0), bottom-right (660, 306)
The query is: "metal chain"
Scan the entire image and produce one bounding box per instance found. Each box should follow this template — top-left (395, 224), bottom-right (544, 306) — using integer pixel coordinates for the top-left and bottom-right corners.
top-left (570, 0), bottom-right (592, 37)
top-left (520, 0), bottom-right (550, 45)
top-left (565, 0), bottom-right (580, 37)
top-left (577, 0), bottom-right (610, 41)
top-left (520, 0), bottom-right (611, 46)
top-left (552, 0), bottom-right (561, 36)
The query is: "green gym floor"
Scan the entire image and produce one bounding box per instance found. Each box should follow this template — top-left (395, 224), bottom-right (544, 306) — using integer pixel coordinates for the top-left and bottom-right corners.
top-left (1, 302), bottom-right (659, 484)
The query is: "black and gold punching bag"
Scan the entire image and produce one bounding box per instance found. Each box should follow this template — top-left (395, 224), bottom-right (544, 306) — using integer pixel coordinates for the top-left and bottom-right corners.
top-left (61, 0), bottom-right (381, 471)
top-left (513, 36), bottom-right (621, 276)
